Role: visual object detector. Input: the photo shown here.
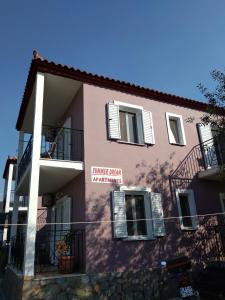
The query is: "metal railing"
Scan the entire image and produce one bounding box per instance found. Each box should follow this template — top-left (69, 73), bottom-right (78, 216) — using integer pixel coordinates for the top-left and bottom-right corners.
top-left (41, 125), bottom-right (83, 162)
top-left (10, 193), bottom-right (28, 208)
top-left (17, 136), bottom-right (33, 184)
top-left (17, 126), bottom-right (84, 186)
top-left (35, 229), bottom-right (85, 275)
top-left (10, 232), bottom-right (25, 271)
top-left (170, 134), bottom-right (225, 191)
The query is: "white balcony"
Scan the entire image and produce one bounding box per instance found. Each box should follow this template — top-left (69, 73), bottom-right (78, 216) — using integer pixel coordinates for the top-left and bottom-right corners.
top-left (16, 126), bottom-right (84, 195)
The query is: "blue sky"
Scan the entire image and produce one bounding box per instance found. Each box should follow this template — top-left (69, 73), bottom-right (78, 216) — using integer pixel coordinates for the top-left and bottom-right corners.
top-left (0, 0), bottom-right (225, 196)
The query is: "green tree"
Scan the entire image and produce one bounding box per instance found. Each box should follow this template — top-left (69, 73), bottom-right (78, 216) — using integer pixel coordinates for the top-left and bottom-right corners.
top-left (198, 69), bottom-right (225, 129)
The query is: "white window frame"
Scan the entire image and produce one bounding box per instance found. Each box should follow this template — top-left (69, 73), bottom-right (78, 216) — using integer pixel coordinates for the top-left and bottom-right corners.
top-left (166, 112), bottom-right (186, 146)
top-left (114, 101), bottom-right (144, 145)
top-left (120, 186), bottom-right (154, 240)
top-left (176, 189), bottom-right (198, 230)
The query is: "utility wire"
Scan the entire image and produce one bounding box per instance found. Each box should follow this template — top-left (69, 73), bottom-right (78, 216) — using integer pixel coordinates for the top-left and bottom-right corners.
top-left (2, 211), bottom-right (225, 226)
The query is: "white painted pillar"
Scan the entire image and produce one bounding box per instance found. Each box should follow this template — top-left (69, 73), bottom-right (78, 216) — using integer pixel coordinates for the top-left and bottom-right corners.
top-left (10, 131), bottom-right (24, 239)
top-left (3, 163), bottom-right (14, 242)
top-left (5, 164), bottom-right (14, 213)
top-left (23, 72), bottom-right (44, 277)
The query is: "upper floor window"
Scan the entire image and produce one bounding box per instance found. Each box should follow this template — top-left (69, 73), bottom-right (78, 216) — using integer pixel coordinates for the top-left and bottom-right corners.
top-left (176, 189), bottom-right (198, 230)
top-left (119, 109), bottom-right (139, 143)
top-left (166, 112), bottom-right (186, 146)
top-left (107, 101), bottom-right (155, 145)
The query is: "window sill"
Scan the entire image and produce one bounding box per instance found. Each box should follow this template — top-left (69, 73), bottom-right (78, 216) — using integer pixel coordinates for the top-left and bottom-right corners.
top-left (118, 141), bottom-right (145, 147)
top-left (124, 236), bottom-right (155, 241)
top-left (169, 142), bottom-right (186, 147)
top-left (180, 227), bottom-right (197, 231)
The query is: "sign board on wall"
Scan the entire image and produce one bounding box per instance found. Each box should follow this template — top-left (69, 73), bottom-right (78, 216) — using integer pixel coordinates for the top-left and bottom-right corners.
top-left (91, 166), bottom-right (123, 184)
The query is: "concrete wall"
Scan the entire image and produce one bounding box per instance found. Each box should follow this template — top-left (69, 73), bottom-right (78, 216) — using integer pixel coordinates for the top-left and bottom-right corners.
top-left (5, 268), bottom-right (180, 300)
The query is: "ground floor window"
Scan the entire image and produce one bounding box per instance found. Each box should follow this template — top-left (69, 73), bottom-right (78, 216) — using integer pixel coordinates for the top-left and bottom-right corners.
top-left (176, 189), bottom-right (198, 230)
top-left (112, 187), bottom-right (165, 239)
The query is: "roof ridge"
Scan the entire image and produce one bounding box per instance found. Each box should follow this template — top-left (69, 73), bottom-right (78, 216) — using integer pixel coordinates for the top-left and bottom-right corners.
top-left (16, 57), bottom-right (209, 130)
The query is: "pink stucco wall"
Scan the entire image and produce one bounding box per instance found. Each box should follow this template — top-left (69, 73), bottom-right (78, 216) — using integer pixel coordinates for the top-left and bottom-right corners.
top-left (55, 86), bottom-right (85, 226)
top-left (80, 84), bottom-right (225, 273)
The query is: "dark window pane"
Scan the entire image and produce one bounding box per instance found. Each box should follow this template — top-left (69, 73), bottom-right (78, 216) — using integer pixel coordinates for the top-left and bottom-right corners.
top-left (119, 110), bottom-right (138, 143)
top-left (179, 194), bottom-right (192, 227)
top-left (125, 194), bottom-right (147, 236)
top-left (127, 112), bottom-right (138, 143)
top-left (119, 111), bottom-right (128, 141)
top-left (169, 119), bottom-right (180, 144)
top-left (135, 195), bottom-right (147, 235)
top-left (125, 195), bottom-right (135, 236)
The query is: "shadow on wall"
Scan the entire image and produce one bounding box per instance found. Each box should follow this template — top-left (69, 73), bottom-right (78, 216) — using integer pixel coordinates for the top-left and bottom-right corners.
top-left (85, 155), bottom-right (222, 273)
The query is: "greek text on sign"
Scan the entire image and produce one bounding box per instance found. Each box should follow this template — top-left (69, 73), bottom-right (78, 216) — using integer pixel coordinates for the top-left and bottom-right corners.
top-left (91, 166), bottom-right (123, 184)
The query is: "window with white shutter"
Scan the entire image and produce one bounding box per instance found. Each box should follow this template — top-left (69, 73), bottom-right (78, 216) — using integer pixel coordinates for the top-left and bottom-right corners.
top-left (142, 110), bottom-right (155, 145)
top-left (107, 102), bottom-right (155, 145)
top-left (112, 189), bottom-right (165, 240)
top-left (112, 191), bottom-right (127, 238)
top-left (166, 112), bottom-right (186, 146)
top-left (107, 103), bottom-right (121, 140)
top-left (176, 189), bottom-right (198, 230)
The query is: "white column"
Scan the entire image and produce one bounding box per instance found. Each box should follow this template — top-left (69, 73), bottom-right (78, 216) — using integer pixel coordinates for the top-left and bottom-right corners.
top-left (4, 163), bottom-right (14, 213)
top-left (10, 131), bottom-right (24, 239)
top-left (23, 72), bottom-right (44, 277)
top-left (3, 163), bottom-right (14, 242)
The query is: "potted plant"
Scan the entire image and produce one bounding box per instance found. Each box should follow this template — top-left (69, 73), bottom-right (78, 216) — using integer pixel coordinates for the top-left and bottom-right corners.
top-left (56, 232), bottom-right (75, 274)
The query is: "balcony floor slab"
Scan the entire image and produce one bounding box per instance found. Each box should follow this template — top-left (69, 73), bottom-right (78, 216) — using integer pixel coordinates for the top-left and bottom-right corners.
top-left (198, 165), bottom-right (224, 181)
top-left (16, 159), bottom-right (83, 195)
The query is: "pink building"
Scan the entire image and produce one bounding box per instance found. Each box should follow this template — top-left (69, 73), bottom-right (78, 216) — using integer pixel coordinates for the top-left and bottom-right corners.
top-left (4, 53), bottom-right (225, 299)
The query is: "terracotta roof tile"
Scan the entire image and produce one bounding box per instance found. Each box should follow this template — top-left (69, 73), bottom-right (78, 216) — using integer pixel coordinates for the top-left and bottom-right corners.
top-left (16, 57), bottom-right (210, 130)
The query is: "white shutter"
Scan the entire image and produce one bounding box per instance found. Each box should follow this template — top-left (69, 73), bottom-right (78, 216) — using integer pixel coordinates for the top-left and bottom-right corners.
top-left (150, 192), bottom-right (165, 237)
top-left (197, 123), bottom-right (217, 168)
top-left (107, 103), bottom-right (121, 140)
top-left (112, 191), bottom-right (127, 238)
top-left (142, 110), bottom-right (155, 145)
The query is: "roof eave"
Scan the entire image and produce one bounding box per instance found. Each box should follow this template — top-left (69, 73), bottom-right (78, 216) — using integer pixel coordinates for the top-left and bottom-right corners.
top-left (16, 58), bottom-right (209, 131)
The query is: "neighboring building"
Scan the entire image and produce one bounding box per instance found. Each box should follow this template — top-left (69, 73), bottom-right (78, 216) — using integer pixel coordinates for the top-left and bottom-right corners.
top-left (4, 53), bottom-right (225, 299)
top-left (1, 156), bottom-right (28, 245)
